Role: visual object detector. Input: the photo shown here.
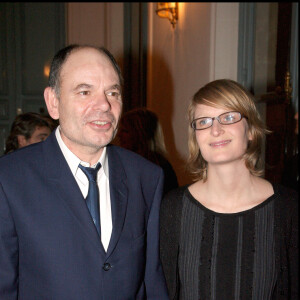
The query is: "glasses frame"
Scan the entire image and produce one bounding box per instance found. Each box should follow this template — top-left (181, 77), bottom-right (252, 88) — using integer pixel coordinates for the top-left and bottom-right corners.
top-left (191, 111), bottom-right (247, 130)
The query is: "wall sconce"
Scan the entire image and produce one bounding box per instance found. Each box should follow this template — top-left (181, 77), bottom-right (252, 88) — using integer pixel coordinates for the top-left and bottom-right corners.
top-left (156, 3), bottom-right (178, 28)
top-left (43, 63), bottom-right (50, 78)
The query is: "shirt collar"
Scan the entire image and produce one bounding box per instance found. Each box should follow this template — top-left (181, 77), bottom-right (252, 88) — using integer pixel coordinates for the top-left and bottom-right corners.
top-left (55, 126), bottom-right (109, 178)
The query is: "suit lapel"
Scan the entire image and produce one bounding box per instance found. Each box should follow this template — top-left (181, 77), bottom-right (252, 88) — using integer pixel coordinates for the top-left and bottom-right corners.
top-left (106, 146), bottom-right (128, 258)
top-left (42, 133), bottom-right (105, 254)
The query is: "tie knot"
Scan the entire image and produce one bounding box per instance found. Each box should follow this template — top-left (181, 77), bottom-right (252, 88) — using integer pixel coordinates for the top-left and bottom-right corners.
top-left (79, 162), bottom-right (101, 182)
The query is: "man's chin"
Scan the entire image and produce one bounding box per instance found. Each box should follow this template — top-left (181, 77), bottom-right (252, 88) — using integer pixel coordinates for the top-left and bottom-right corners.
top-left (88, 136), bottom-right (114, 149)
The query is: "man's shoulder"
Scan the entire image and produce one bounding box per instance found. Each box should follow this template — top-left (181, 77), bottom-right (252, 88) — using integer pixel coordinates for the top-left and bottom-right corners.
top-left (0, 141), bottom-right (42, 163)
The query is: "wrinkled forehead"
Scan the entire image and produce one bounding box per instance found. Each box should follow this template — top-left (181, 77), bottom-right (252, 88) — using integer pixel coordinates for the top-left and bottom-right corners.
top-left (63, 47), bottom-right (114, 72)
top-left (58, 47), bottom-right (120, 90)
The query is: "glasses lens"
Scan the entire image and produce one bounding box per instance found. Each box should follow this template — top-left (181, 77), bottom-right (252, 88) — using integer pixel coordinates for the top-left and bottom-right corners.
top-left (192, 112), bottom-right (243, 130)
top-left (192, 118), bottom-right (212, 130)
top-left (219, 112), bottom-right (241, 125)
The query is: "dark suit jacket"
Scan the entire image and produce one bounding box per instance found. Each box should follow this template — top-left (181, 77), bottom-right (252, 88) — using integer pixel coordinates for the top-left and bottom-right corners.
top-left (0, 132), bottom-right (169, 300)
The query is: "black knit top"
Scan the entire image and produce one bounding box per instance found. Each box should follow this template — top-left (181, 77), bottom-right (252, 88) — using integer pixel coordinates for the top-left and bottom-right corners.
top-left (160, 184), bottom-right (298, 300)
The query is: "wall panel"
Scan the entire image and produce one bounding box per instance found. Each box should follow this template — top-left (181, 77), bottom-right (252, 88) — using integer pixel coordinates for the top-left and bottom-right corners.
top-left (0, 3), bottom-right (65, 155)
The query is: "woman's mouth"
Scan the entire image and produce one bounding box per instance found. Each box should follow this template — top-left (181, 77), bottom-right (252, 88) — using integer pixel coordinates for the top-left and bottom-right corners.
top-left (209, 140), bottom-right (231, 147)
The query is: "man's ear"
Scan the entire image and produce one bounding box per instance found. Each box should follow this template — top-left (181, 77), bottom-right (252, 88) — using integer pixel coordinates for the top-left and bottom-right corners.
top-left (44, 87), bottom-right (59, 120)
top-left (17, 135), bottom-right (28, 148)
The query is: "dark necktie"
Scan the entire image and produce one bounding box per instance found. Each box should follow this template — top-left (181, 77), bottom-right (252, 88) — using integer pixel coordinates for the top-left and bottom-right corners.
top-left (78, 162), bottom-right (101, 235)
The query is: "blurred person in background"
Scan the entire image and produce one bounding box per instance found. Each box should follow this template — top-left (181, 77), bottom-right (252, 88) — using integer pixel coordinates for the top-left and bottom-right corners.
top-left (4, 112), bottom-right (51, 154)
top-left (116, 107), bottom-right (178, 195)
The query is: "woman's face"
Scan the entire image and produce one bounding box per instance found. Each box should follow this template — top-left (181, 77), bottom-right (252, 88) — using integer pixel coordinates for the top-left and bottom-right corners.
top-left (194, 104), bottom-right (252, 166)
top-left (117, 121), bottom-right (136, 150)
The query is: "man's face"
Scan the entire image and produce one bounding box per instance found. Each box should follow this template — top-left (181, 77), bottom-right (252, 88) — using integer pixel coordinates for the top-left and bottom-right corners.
top-left (46, 48), bottom-right (122, 159)
top-left (28, 126), bottom-right (51, 144)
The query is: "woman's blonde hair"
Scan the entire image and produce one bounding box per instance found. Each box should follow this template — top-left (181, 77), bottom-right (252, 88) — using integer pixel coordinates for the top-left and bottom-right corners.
top-left (187, 79), bottom-right (270, 181)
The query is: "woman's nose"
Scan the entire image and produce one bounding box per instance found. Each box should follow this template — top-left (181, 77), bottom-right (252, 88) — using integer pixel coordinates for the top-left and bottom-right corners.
top-left (210, 118), bottom-right (224, 136)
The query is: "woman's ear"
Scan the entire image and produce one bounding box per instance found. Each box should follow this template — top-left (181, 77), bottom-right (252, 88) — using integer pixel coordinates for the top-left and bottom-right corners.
top-left (247, 126), bottom-right (254, 141)
top-left (44, 87), bottom-right (59, 120)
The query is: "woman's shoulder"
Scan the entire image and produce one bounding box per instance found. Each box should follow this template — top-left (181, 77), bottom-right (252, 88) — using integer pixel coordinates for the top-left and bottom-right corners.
top-left (163, 185), bottom-right (188, 201)
top-left (253, 178), bottom-right (298, 213)
top-left (274, 182), bottom-right (298, 197)
top-left (161, 185), bottom-right (189, 214)
top-left (273, 182), bottom-right (298, 209)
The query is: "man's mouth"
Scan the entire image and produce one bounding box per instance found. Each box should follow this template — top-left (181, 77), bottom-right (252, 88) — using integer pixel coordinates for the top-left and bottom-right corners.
top-left (91, 121), bottom-right (110, 125)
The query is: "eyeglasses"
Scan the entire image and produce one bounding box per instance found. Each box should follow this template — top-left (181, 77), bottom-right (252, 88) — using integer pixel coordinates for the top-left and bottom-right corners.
top-left (191, 111), bottom-right (247, 130)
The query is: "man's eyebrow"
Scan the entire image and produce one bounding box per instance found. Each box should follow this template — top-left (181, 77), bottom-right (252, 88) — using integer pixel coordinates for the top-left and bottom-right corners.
top-left (72, 83), bottom-right (93, 92)
top-left (107, 84), bottom-right (121, 91)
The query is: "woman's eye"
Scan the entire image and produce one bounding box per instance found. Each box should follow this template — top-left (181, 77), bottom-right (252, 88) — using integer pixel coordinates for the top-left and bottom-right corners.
top-left (225, 115), bottom-right (234, 121)
top-left (200, 119), bottom-right (209, 125)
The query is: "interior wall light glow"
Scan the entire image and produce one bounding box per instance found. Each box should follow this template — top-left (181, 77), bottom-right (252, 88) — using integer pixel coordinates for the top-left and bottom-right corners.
top-left (156, 3), bottom-right (178, 28)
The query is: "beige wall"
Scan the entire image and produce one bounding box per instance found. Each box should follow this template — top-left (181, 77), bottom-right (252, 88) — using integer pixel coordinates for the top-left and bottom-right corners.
top-left (67, 2), bottom-right (239, 185)
top-left (147, 3), bottom-right (239, 185)
top-left (67, 3), bottom-right (124, 71)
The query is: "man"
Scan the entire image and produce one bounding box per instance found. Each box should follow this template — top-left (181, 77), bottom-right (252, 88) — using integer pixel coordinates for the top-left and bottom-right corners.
top-left (0, 45), bottom-right (169, 299)
top-left (4, 112), bottom-right (51, 154)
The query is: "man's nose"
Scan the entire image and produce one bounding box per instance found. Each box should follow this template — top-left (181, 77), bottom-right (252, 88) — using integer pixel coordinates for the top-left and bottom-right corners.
top-left (93, 93), bottom-right (111, 111)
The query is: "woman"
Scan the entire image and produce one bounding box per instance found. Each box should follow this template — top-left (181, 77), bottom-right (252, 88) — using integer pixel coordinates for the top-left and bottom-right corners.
top-left (116, 107), bottom-right (178, 195)
top-left (160, 79), bottom-right (298, 299)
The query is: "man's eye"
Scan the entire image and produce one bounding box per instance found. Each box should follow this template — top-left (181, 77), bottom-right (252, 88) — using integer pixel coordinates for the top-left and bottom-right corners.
top-left (106, 91), bottom-right (120, 97)
top-left (79, 91), bottom-right (90, 96)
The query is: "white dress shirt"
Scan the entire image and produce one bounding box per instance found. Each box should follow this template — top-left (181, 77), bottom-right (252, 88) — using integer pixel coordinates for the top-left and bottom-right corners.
top-left (55, 126), bottom-right (112, 251)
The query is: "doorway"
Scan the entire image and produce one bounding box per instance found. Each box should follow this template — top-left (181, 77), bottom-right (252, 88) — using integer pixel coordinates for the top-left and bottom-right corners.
top-left (238, 2), bottom-right (298, 188)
